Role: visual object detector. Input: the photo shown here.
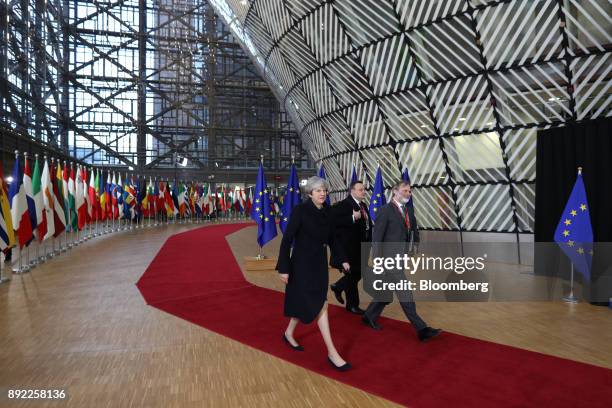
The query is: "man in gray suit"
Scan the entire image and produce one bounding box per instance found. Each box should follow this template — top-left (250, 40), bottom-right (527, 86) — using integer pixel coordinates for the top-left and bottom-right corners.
top-left (362, 181), bottom-right (441, 342)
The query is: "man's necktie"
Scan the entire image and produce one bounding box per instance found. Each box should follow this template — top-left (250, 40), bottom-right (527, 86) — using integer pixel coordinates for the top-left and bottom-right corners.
top-left (401, 204), bottom-right (411, 229)
top-left (360, 203), bottom-right (369, 230)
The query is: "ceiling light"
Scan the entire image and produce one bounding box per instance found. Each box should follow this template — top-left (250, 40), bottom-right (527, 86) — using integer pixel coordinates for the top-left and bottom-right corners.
top-left (458, 117), bottom-right (466, 121)
top-left (128, 166), bottom-right (134, 171)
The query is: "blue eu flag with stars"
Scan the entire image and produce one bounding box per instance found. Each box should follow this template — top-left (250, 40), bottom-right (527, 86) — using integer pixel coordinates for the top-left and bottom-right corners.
top-left (553, 169), bottom-right (593, 281)
top-left (279, 164), bottom-right (301, 233)
top-left (251, 162), bottom-right (277, 247)
top-left (369, 166), bottom-right (386, 222)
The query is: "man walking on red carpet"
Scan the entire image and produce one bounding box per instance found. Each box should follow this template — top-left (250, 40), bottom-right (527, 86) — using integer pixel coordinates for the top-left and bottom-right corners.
top-left (362, 181), bottom-right (441, 342)
top-left (329, 180), bottom-right (372, 314)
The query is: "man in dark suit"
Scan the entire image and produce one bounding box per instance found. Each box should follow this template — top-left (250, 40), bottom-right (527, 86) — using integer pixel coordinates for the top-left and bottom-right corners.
top-left (330, 180), bottom-right (372, 314)
top-left (362, 181), bottom-right (441, 342)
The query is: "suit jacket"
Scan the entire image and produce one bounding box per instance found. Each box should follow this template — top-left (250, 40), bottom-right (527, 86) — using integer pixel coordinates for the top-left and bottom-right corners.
top-left (330, 195), bottom-right (372, 270)
top-left (371, 201), bottom-right (419, 260)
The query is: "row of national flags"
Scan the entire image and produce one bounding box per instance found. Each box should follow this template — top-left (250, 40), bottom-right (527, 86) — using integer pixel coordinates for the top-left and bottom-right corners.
top-left (0, 153), bottom-right (270, 254)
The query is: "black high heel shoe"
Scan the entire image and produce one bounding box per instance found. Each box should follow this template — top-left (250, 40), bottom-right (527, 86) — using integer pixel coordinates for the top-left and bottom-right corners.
top-left (328, 356), bottom-right (352, 371)
top-left (283, 334), bottom-right (304, 351)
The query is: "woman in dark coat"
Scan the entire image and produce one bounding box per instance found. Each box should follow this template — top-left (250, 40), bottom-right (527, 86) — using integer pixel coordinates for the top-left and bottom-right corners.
top-left (276, 176), bottom-right (352, 371)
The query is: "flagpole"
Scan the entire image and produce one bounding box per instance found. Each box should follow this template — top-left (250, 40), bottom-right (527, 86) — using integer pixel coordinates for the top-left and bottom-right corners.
top-left (563, 263), bottom-right (578, 303)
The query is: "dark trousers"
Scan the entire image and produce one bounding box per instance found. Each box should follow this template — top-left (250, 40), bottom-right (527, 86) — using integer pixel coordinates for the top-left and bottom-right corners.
top-left (364, 282), bottom-right (427, 332)
top-left (333, 268), bottom-right (361, 308)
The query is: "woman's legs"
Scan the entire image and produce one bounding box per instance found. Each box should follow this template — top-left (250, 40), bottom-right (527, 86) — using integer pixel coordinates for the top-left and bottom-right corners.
top-left (284, 317), bottom-right (300, 347)
top-left (316, 302), bottom-right (347, 365)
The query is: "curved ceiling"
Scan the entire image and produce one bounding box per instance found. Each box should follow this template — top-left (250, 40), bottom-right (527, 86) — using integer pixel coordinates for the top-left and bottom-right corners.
top-left (209, 0), bottom-right (611, 233)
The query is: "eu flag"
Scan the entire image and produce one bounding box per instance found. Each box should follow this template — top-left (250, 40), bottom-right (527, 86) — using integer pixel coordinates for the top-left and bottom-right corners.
top-left (402, 167), bottom-right (414, 209)
top-left (369, 166), bottom-right (386, 222)
top-left (317, 164), bottom-right (331, 206)
top-left (251, 162), bottom-right (277, 247)
top-left (279, 164), bottom-right (301, 233)
top-left (553, 169), bottom-right (593, 281)
top-left (350, 165), bottom-right (358, 185)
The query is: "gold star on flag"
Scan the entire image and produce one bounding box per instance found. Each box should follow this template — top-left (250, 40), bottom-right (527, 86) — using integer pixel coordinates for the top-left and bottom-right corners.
top-left (376, 193), bottom-right (380, 197)
top-left (283, 217), bottom-right (287, 221)
top-left (264, 217), bottom-right (269, 221)
top-left (570, 209), bottom-right (577, 216)
top-left (564, 219), bottom-right (571, 226)
top-left (255, 198), bottom-right (260, 203)
top-left (269, 212), bottom-right (273, 216)
top-left (577, 248), bottom-right (584, 254)
top-left (580, 203), bottom-right (587, 211)
top-left (563, 230), bottom-right (570, 237)
top-left (259, 214), bottom-right (263, 219)
top-left (255, 207), bottom-right (260, 212)
top-left (373, 200), bottom-right (377, 204)
top-left (567, 240), bottom-right (574, 247)
top-left (258, 191), bottom-right (262, 196)
top-left (373, 208), bottom-right (377, 212)
top-left (289, 187), bottom-right (293, 192)
top-left (264, 189), bottom-right (268, 193)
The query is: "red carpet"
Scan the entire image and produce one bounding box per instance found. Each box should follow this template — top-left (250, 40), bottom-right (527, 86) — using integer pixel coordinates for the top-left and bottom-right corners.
top-left (136, 223), bottom-right (612, 407)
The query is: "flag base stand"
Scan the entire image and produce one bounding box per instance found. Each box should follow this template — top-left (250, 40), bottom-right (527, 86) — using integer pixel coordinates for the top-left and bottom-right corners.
top-left (244, 256), bottom-right (277, 271)
top-left (563, 294), bottom-right (579, 303)
top-left (563, 264), bottom-right (579, 304)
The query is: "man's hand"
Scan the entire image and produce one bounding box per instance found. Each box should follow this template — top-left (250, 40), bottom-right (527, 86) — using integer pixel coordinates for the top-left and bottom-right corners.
top-left (352, 209), bottom-right (361, 220)
top-left (279, 274), bottom-right (289, 284)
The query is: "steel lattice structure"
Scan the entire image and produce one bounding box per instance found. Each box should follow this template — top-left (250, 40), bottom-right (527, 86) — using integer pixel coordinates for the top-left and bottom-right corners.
top-left (209, 0), bottom-right (611, 233)
top-left (0, 0), bottom-right (311, 181)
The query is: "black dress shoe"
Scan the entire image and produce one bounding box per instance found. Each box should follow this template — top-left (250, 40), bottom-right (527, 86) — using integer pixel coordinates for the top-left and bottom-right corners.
top-left (418, 327), bottom-right (442, 342)
top-left (346, 306), bottom-right (366, 315)
top-left (283, 334), bottom-right (304, 351)
top-left (330, 284), bottom-right (344, 305)
top-left (328, 356), bottom-right (352, 372)
top-left (362, 315), bottom-right (381, 330)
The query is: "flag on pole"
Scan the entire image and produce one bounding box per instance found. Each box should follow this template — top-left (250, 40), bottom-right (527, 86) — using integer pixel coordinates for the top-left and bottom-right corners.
top-left (279, 163), bottom-right (301, 233)
top-left (76, 165), bottom-right (87, 230)
top-left (369, 166), bottom-right (386, 222)
top-left (99, 170), bottom-right (107, 221)
top-left (94, 169), bottom-right (104, 220)
top-left (23, 155), bottom-right (37, 244)
top-left (9, 154), bottom-right (34, 248)
top-left (0, 163), bottom-right (16, 251)
top-left (553, 168), bottom-right (594, 281)
top-left (251, 162), bottom-right (277, 247)
top-left (41, 158), bottom-right (55, 240)
top-left (112, 172), bottom-right (119, 220)
top-left (61, 162), bottom-right (70, 231)
top-left (31, 156), bottom-right (46, 241)
top-left (50, 160), bottom-right (66, 237)
top-left (402, 167), bottom-right (414, 209)
top-left (318, 164), bottom-right (331, 206)
top-left (351, 165), bottom-right (358, 186)
top-left (68, 164), bottom-right (77, 231)
top-left (82, 166), bottom-right (91, 223)
top-left (88, 168), bottom-right (96, 221)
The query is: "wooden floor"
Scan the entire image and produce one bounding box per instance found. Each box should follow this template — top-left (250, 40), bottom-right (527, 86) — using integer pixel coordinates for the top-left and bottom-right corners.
top-left (0, 221), bottom-right (610, 408)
